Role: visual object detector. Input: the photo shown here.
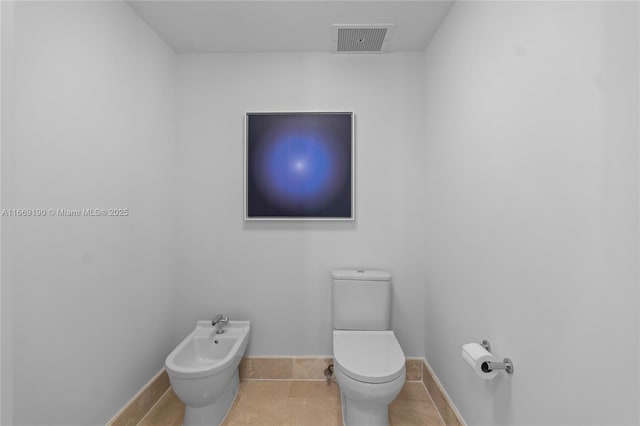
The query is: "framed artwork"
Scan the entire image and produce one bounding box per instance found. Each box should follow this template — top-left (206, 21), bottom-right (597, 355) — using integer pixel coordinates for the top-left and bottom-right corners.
top-left (245, 112), bottom-right (354, 220)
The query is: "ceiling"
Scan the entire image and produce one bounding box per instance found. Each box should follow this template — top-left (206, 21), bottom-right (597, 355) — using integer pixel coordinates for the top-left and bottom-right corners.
top-left (127, 1), bottom-right (454, 53)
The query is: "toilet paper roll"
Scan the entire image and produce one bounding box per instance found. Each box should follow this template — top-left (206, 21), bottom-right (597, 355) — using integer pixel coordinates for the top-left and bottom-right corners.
top-left (462, 343), bottom-right (498, 380)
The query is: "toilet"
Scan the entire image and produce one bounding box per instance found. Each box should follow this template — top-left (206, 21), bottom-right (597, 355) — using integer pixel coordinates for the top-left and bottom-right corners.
top-left (332, 269), bottom-right (405, 426)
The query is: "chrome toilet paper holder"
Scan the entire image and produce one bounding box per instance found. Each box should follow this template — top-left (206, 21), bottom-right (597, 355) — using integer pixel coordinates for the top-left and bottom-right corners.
top-left (480, 340), bottom-right (514, 374)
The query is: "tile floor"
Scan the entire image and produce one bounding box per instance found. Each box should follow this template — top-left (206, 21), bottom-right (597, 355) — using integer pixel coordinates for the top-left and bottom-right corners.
top-left (138, 380), bottom-right (445, 426)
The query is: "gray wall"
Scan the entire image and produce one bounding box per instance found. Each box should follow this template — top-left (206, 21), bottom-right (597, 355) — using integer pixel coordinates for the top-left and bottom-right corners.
top-left (422, 2), bottom-right (639, 424)
top-left (9, 2), bottom-right (177, 424)
top-left (175, 52), bottom-right (427, 357)
top-left (0, 2), bottom-right (16, 423)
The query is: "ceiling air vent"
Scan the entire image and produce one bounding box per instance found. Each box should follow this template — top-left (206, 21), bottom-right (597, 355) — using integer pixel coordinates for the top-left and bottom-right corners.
top-left (333, 24), bottom-right (394, 53)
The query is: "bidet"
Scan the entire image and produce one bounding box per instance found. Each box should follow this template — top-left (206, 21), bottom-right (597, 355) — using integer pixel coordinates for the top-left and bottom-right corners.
top-left (166, 320), bottom-right (250, 426)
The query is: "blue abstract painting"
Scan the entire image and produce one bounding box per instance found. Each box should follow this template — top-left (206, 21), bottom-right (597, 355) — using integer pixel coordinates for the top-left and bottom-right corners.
top-left (245, 112), bottom-right (354, 220)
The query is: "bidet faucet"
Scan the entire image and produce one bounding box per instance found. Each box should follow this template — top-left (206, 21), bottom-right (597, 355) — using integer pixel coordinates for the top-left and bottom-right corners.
top-left (212, 315), bottom-right (229, 334)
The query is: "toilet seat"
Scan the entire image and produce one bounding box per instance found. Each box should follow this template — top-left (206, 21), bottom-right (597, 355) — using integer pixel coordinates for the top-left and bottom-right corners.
top-left (333, 330), bottom-right (405, 384)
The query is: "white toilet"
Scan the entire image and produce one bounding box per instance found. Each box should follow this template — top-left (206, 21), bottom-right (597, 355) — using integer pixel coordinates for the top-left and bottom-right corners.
top-left (332, 269), bottom-right (405, 426)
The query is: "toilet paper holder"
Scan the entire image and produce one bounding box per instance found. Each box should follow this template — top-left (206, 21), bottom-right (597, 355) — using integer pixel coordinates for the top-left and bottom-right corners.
top-left (480, 340), bottom-right (514, 374)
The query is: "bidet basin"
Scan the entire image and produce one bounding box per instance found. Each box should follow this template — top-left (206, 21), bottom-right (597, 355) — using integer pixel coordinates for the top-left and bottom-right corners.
top-left (167, 321), bottom-right (250, 379)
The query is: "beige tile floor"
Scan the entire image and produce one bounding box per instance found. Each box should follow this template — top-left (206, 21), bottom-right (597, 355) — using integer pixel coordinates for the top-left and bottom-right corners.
top-left (138, 380), bottom-right (445, 426)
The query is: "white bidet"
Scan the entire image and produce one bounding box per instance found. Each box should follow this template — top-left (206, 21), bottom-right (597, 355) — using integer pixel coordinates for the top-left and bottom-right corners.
top-left (165, 320), bottom-right (250, 426)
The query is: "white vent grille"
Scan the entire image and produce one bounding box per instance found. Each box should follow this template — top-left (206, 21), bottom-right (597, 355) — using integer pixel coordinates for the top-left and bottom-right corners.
top-left (333, 24), bottom-right (394, 53)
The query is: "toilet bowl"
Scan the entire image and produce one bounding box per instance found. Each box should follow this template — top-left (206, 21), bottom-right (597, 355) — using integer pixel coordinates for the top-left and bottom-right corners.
top-left (331, 269), bottom-right (406, 426)
top-left (165, 320), bottom-right (250, 426)
top-left (333, 330), bottom-right (405, 425)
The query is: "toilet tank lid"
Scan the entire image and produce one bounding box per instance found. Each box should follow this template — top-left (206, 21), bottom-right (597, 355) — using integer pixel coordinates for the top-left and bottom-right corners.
top-left (332, 269), bottom-right (391, 281)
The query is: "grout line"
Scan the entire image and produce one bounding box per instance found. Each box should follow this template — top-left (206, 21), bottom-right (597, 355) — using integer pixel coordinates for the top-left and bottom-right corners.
top-left (239, 378), bottom-right (424, 382)
top-left (242, 355), bottom-right (333, 359)
top-left (135, 387), bottom-right (173, 426)
top-left (240, 378), bottom-right (335, 382)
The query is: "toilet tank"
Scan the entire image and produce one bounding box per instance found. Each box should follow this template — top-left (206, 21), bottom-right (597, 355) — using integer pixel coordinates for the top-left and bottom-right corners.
top-left (332, 269), bottom-right (392, 330)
